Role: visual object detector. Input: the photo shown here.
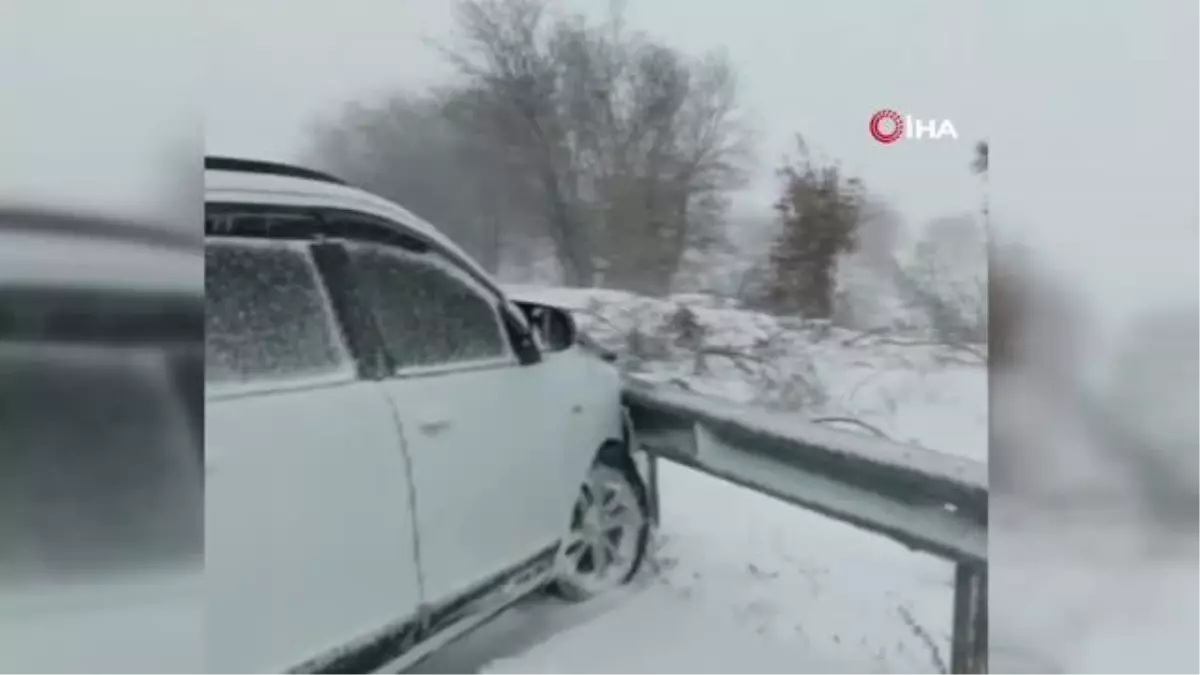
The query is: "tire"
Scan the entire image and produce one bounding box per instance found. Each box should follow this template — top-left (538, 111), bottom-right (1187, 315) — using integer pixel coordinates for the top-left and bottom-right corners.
top-left (550, 459), bottom-right (651, 602)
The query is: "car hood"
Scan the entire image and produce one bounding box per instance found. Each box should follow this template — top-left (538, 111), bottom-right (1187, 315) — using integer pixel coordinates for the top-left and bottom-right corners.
top-left (0, 569), bottom-right (203, 674)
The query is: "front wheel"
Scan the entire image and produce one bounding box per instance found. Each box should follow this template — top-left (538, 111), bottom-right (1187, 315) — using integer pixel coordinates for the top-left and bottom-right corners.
top-left (550, 462), bottom-right (650, 602)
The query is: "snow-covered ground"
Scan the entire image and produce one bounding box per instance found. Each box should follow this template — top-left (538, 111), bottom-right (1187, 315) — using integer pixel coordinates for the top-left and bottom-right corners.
top-left (415, 288), bottom-right (986, 674)
top-left (509, 286), bottom-right (985, 463)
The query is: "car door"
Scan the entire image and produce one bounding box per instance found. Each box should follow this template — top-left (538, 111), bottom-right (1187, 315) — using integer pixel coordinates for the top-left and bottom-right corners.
top-left (204, 235), bottom-right (423, 672)
top-left (340, 237), bottom-right (589, 607)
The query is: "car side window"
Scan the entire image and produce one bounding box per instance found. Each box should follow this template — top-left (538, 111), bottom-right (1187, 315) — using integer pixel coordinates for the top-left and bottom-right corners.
top-left (345, 243), bottom-right (511, 372)
top-left (205, 238), bottom-right (349, 384)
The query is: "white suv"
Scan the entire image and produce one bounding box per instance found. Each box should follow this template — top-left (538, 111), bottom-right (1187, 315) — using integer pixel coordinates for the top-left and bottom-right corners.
top-left (204, 157), bottom-right (650, 673)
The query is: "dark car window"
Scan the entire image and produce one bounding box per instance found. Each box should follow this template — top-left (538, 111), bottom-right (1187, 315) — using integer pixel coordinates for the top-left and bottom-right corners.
top-left (345, 243), bottom-right (510, 372)
top-left (205, 239), bottom-right (349, 384)
top-left (0, 212), bottom-right (201, 586)
top-left (0, 344), bottom-right (203, 586)
top-left (0, 224), bottom-right (203, 587)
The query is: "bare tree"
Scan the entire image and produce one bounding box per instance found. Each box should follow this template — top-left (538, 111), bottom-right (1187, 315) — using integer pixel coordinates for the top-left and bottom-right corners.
top-left (971, 140), bottom-right (988, 174)
top-left (439, 0), bottom-right (752, 293)
top-left (904, 214), bottom-right (988, 343)
top-left (861, 142), bottom-right (990, 345)
top-left (973, 139), bottom-right (997, 348)
top-left (308, 93), bottom-right (535, 272)
top-left (971, 140), bottom-right (989, 194)
top-left (832, 197), bottom-right (908, 329)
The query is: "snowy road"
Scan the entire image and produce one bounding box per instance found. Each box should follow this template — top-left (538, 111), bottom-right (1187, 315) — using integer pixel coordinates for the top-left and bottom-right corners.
top-left (415, 463), bottom-right (958, 674)
top-left (481, 586), bottom-right (841, 674)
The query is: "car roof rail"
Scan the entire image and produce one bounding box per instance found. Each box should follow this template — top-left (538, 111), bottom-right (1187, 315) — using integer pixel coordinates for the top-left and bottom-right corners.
top-left (1, 206), bottom-right (198, 251)
top-left (205, 156), bottom-right (348, 186)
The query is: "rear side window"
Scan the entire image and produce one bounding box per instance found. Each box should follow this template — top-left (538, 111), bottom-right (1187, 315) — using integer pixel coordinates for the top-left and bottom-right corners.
top-left (346, 243), bottom-right (510, 371)
top-left (205, 240), bottom-right (347, 384)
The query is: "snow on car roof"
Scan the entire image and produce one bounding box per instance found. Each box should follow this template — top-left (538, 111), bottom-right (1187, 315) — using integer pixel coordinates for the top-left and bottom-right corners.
top-left (204, 167), bottom-right (495, 291)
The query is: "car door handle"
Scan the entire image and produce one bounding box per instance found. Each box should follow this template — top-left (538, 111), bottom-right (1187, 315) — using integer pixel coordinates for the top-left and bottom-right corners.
top-left (417, 419), bottom-right (453, 436)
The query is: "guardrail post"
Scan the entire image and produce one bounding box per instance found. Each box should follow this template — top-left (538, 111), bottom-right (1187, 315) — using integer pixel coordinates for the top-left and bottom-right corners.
top-left (646, 453), bottom-right (661, 525)
top-left (950, 562), bottom-right (987, 673)
top-left (623, 404), bottom-right (661, 526)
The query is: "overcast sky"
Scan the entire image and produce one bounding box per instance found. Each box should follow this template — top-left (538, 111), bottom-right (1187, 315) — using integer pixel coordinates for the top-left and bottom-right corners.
top-left (203, 0), bottom-right (986, 226)
top-left (204, 0), bottom-right (1196, 322)
top-left (4, 0), bottom-right (1193, 331)
top-left (1, 0), bottom-right (198, 227)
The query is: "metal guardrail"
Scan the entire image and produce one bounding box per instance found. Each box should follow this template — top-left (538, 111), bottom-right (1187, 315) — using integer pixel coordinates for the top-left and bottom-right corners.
top-left (622, 380), bottom-right (988, 674)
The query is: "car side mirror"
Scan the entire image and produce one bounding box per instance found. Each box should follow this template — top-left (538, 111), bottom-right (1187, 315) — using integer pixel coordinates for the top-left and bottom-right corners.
top-left (502, 310), bottom-right (542, 366)
top-left (515, 301), bottom-right (578, 354)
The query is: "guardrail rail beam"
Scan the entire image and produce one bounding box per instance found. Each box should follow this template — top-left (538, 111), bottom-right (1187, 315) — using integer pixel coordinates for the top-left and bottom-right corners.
top-left (623, 380), bottom-right (989, 674)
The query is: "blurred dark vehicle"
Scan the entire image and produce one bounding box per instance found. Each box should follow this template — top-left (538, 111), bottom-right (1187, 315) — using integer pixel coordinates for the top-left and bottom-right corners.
top-left (0, 208), bottom-right (203, 673)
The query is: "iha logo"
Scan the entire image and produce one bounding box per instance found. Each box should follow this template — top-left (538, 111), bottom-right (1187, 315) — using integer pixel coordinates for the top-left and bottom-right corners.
top-left (869, 109), bottom-right (959, 144)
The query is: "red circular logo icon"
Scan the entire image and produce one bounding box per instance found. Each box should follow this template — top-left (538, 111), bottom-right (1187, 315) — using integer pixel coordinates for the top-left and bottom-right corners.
top-left (869, 109), bottom-right (904, 144)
